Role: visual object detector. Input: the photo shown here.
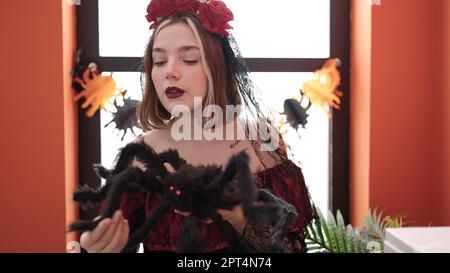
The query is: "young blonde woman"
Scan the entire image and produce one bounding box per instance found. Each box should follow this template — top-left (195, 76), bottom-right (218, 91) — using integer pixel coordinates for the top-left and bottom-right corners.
top-left (79, 0), bottom-right (313, 253)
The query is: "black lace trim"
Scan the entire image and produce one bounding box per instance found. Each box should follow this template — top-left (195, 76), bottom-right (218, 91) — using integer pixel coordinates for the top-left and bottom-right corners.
top-left (242, 222), bottom-right (307, 253)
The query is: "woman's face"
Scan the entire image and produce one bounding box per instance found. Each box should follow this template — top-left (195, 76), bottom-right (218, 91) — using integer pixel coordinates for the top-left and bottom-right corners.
top-left (151, 22), bottom-right (208, 115)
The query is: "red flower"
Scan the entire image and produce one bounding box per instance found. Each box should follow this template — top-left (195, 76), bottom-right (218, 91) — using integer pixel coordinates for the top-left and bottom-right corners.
top-left (145, 0), bottom-right (234, 37)
top-left (146, 0), bottom-right (198, 29)
top-left (198, 0), bottom-right (233, 36)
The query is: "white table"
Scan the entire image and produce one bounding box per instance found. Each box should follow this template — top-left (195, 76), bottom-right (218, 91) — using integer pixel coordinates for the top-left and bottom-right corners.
top-left (384, 227), bottom-right (450, 253)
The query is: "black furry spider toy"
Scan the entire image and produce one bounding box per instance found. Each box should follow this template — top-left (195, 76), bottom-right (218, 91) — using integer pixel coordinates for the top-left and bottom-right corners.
top-left (68, 141), bottom-right (298, 253)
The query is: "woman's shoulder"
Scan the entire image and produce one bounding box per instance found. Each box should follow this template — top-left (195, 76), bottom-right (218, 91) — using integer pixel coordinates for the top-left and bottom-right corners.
top-left (134, 128), bottom-right (172, 153)
top-left (251, 138), bottom-right (289, 173)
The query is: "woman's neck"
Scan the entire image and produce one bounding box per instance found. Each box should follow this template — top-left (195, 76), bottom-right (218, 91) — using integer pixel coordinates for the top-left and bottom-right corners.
top-left (167, 110), bottom-right (243, 142)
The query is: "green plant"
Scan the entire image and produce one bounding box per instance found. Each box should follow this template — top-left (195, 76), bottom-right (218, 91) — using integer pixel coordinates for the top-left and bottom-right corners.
top-left (361, 207), bottom-right (388, 243)
top-left (305, 206), bottom-right (387, 253)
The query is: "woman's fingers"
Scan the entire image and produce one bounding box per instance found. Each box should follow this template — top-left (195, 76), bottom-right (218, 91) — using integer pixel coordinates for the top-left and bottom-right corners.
top-left (80, 217), bottom-right (111, 252)
top-left (94, 211), bottom-right (123, 251)
top-left (120, 220), bottom-right (130, 250)
top-left (101, 218), bottom-right (128, 253)
top-left (100, 219), bottom-right (123, 253)
top-left (86, 217), bottom-right (111, 244)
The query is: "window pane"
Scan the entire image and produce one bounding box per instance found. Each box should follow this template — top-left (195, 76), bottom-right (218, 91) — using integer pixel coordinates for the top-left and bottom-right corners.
top-left (251, 72), bottom-right (330, 214)
top-left (98, 0), bottom-right (330, 58)
top-left (224, 0), bottom-right (330, 58)
top-left (98, 0), bottom-right (151, 57)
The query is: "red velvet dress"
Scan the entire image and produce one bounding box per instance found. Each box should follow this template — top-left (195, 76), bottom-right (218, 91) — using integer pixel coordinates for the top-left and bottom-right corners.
top-left (118, 159), bottom-right (314, 252)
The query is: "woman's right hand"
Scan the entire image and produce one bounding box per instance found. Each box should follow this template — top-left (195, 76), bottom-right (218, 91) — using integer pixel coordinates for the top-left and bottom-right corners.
top-left (80, 210), bottom-right (129, 253)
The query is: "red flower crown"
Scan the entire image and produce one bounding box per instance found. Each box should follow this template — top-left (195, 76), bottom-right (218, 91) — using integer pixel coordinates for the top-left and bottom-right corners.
top-left (145, 0), bottom-right (234, 37)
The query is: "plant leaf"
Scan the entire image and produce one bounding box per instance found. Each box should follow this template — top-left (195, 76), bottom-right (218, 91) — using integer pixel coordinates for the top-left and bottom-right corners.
top-left (336, 210), bottom-right (348, 253)
top-left (316, 208), bottom-right (331, 250)
top-left (327, 210), bottom-right (341, 252)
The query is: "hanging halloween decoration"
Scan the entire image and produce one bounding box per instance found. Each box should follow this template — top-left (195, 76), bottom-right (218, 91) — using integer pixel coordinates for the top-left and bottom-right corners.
top-left (71, 49), bottom-right (122, 118)
top-left (269, 88), bottom-right (312, 136)
top-left (73, 69), bottom-right (122, 118)
top-left (104, 90), bottom-right (143, 141)
top-left (301, 58), bottom-right (343, 117)
top-left (282, 98), bottom-right (309, 130)
top-left (71, 49), bottom-right (103, 93)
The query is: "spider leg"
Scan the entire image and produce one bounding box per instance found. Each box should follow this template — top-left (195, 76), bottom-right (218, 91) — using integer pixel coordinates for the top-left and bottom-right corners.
top-left (68, 167), bottom-right (143, 233)
top-left (177, 214), bottom-right (203, 253)
top-left (71, 162), bottom-right (117, 207)
top-left (73, 90), bottom-right (87, 102)
top-left (85, 102), bottom-right (101, 118)
top-left (208, 211), bottom-right (254, 253)
top-left (228, 152), bottom-right (293, 227)
top-left (81, 93), bottom-right (97, 109)
top-left (103, 143), bottom-right (167, 193)
top-left (267, 211), bottom-right (296, 253)
top-left (253, 189), bottom-right (298, 252)
top-left (122, 201), bottom-right (172, 253)
top-left (157, 149), bottom-right (187, 171)
top-left (73, 183), bottom-right (109, 205)
top-left (140, 168), bottom-right (164, 193)
top-left (257, 189), bottom-right (298, 220)
top-left (113, 143), bottom-right (187, 180)
top-left (73, 78), bottom-right (87, 91)
top-left (204, 150), bottom-right (250, 195)
top-left (218, 150), bottom-right (265, 218)
top-left (242, 189), bottom-right (293, 224)
top-left (112, 142), bottom-right (168, 177)
top-left (92, 163), bottom-right (113, 179)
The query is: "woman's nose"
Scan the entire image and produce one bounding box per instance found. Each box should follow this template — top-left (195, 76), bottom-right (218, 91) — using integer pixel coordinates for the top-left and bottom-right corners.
top-left (165, 60), bottom-right (180, 80)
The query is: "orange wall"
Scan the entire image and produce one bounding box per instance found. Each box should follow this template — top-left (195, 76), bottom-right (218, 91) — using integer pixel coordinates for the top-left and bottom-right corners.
top-left (351, 0), bottom-right (449, 227)
top-left (441, 0), bottom-right (450, 226)
top-left (0, 0), bottom-right (77, 252)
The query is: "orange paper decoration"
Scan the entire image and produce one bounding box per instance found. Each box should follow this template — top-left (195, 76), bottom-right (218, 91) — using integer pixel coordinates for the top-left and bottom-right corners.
top-left (301, 58), bottom-right (343, 117)
top-left (73, 68), bottom-right (121, 117)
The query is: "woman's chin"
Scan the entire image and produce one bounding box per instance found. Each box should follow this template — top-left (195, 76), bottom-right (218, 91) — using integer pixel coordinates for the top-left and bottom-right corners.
top-left (166, 102), bottom-right (194, 116)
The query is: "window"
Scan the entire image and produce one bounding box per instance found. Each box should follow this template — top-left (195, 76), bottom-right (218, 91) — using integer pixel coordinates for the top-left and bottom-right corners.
top-left (76, 0), bottom-right (350, 222)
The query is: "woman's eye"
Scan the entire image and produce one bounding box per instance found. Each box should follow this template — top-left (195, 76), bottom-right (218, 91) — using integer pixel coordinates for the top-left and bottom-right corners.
top-left (183, 60), bottom-right (198, 65)
top-left (153, 61), bottom-right (167, 66)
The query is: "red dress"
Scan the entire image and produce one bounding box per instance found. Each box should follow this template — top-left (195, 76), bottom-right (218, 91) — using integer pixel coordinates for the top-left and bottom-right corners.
top-left (118, 159), bottom-right (314, 252)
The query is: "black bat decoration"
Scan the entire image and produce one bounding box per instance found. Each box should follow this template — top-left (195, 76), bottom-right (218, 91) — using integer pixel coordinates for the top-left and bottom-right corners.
top-left (283, 90), bottom-right (312, 130)
top-left (104, 90), bottom-right (142, 141)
